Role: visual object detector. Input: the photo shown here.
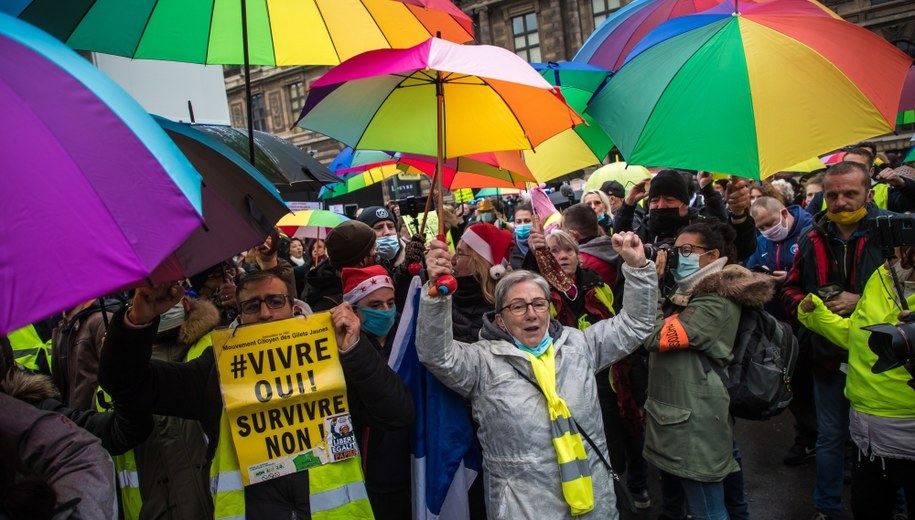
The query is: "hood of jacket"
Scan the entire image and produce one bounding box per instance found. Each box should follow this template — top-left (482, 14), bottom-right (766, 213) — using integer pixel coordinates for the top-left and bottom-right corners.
top-left (691, 264), bottom-right (775, 307)
top-left (0, 368), bottom-right (59, 404)
top-left (179, 298), bottom-right (221, 346)
top-left (303, 259), bottom-right (343, 300)
top-left (479, 310), bottom-right (564, 345)
top-left (785, 205), bottom-right (813, 241)
top-left (578, 235), bottom-right (619, 265)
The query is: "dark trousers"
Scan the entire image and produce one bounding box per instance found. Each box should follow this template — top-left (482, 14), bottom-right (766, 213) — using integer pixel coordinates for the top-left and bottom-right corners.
top-left (788, 347), bottom-right (818, 447)
top-left (851, 450), bottom-right (915, 520)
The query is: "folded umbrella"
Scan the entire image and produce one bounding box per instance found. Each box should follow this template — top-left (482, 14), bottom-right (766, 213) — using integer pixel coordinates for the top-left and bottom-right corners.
top-left (191, 124), bottom-right (339, 193)
top-left (151, 117), bottom-right (291, 282)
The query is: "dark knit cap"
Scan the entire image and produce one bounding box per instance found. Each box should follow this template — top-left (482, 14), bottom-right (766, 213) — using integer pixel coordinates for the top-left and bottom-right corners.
top-left (648, 169), bottom-right (689, 205)
top-left (356, 206), bottom-right (396, 228)
top-left (326, 221), bottom-right (376, 269)
top-left (600, 180), bottom-right (625, 199)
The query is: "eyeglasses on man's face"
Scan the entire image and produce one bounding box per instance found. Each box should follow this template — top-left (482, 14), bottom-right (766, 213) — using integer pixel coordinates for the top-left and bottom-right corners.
top-left (238, 294), bottom-right (289, 315)
top-left (499, 298), bottom-right (550, 316)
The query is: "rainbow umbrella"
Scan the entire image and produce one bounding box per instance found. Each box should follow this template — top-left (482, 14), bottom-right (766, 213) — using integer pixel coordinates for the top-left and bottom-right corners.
top-left (782, 156), bottom-right (827, 172)
top-left (821, 151), bottom-right (847, 165)
top-left (319, 164), bottom-right (411, 199)
top-left (475, 188), bottom-right (523, 197)
top-left (587, 0), bottom-right (913, 180)
top-left (574, 0), bottom-right (838, 72)
top-left (904, 146), bottom-right (914, 164)
top-left (525, 61), bottom-right (616, 182)
top-left (5, 0), bottom-right (474, 164)
top-left (583, 162), bottom-right (651, 195)
top-left (297, 37), bottom-right (582, 232)
top-left (0, 12), bottom-right (203, 334)
top-left (276, 210), bottom-right (350, 239)
top-left (399, 151), bottom-right (535, 189)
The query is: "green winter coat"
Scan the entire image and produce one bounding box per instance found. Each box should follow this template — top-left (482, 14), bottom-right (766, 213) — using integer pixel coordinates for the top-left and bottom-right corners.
top-left (643, 265), bottom-right (775, 482)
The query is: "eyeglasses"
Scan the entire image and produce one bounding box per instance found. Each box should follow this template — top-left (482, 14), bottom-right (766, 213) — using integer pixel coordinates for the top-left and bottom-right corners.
top-left (238, 294), bottom-right (289, 315)
top-left (672, 244), bottom-right (710, 257)
top-left (499, 298), bottom-right (550, 316)
top-left (454, 249), bottom-right (472, 258)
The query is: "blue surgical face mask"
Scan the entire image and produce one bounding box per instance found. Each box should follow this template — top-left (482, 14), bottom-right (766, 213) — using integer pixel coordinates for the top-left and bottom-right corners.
top-left (479, 212), bottom-right (495, 223)
top-left (514, 331), bottom-right (552, 357)
top-left (514, 223), bottom-right (532, 240)
top-left (674, 252), bottom-right (704, 282)
top-left (376, 235), bottom-right (400, 261)
top-left (359, 305), bottom-right (397, 337)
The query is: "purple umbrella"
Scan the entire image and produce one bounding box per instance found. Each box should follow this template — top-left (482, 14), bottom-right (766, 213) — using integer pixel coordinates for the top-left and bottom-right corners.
top-left (0, 13), bottom-right (204, 334)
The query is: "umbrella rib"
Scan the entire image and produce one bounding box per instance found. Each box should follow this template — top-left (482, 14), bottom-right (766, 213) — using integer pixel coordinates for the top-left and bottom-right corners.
top-left (263, 0), bottom-right (277, 65)
top-left (630, 19), bottom-right (732, 161)
top-left (131, 0), bottom-right (161, 58)
top-left (59, 1), bottom-right (95, 44)
top-left (477, 77), bottom-right (538, 151)
top-left (320, 2), bottom-right (342, 64)
top-left (204, 0), bottom-right (215, 64)
top-left (361, 0), bottom-right (398, 51)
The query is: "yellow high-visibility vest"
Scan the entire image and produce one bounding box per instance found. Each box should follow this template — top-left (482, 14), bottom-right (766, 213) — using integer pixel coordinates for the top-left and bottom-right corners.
top-left (186, 340), bottom-right (375, 520)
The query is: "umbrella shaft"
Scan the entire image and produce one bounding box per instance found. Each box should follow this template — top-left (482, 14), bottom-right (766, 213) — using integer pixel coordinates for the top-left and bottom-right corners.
top-left (241, 0), bottom-right (255, 165)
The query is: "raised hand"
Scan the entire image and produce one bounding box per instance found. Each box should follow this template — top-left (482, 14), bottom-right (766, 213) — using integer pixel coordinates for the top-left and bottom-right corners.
top-left (611, 231), bottom-right (647, 268)
top-left (331, 302), bottom-right (362, 352)
top-left (425, 239), bottom-right (453, 280)
top-left (529, 213), bottom-right (547, 250)
top-left (625, 178), bottom-right (650, 206)
top-left (726, 179), bottom-right (750, 217)
top-left (128, 283), bottom-right (184, 326)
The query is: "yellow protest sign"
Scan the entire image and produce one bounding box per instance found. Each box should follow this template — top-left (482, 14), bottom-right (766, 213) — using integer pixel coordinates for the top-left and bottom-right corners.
top-left (211, 313), bottom-right (357, 486)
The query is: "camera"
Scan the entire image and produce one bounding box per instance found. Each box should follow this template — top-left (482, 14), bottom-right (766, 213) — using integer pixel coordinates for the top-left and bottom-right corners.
top-left (872, 215), bottom-right (915, 252)
top-left (863, 314), bottom-right (915, 391)
top-left (643, 243), bottom-right (678, 270)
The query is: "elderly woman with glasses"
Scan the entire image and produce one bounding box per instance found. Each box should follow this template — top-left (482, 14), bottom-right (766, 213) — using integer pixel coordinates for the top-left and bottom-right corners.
top-left (418, 232), bottom-right (657, 520)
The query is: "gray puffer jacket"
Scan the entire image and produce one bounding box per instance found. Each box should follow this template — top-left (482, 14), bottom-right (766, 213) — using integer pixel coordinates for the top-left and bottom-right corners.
top-left (417, 263), bottom-right (658, 520)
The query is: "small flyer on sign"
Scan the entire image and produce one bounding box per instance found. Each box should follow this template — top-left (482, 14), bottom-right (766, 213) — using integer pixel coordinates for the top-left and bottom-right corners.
top-left (327, 413), bottom-right (358, 462)
top-left (211, 313), bottom-right (358, 486)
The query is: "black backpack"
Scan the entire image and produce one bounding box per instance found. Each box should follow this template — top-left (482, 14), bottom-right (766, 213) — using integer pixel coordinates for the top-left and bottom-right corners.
top-left (701, 306), bottom-right (799, 421)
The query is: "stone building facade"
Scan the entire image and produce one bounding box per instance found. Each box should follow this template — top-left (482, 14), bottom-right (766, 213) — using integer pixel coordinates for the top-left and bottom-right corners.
top-left (224, 0), bottom-right (915, 166)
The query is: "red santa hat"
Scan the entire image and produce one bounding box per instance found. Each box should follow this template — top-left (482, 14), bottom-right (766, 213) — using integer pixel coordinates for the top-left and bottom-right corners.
top-left (341, 265), bottom-right (394, 304)
top-left (461, 223), bottom-right (514, 280)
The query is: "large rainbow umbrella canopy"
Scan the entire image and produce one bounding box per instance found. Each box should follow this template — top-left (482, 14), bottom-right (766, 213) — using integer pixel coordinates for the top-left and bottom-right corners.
top-left (4, 0), bottom-right (473, 65)
top-left (587, 0), bottom-right (912, 180)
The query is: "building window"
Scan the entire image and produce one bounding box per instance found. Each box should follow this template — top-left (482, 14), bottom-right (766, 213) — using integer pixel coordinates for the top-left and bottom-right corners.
top-left (592, 0), bottom-right (621, 26)
top-left (230, 102), bottom-right (245, 128)
top-left (250, 93), bottom-right (267, 132)
top-left (511, 12), bottom-right (540, 62)
top-left (288, 80), bottom-right (307, 130)
top-left (269, 92), bottom-right (284, 132)
top-left (894, 39), bottom-right (915, 59)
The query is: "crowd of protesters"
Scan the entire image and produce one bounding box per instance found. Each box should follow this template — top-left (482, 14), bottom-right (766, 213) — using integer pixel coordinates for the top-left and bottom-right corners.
top-left (3, 143), bottom-right (915, 520)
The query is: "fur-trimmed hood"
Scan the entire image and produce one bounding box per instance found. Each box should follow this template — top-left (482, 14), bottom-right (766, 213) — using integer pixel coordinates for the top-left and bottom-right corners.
top-left (178, 298), bottom-right (221, 346)
top-left (0, 368), bottom-right (59, 404)
top-left (691, 264), bottom-right (775, 307)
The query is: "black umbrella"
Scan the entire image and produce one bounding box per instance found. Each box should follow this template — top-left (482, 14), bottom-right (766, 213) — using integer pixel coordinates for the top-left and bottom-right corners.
top-left (191, 124), bottom-right (340, 193)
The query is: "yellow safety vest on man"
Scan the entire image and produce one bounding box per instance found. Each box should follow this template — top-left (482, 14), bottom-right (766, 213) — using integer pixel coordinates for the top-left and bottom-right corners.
top-left (187, 341), bottom-right (375, 520)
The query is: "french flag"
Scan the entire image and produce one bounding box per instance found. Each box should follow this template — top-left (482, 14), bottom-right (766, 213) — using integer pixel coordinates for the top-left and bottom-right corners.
top-left (389, 277), bottom-right (482, 520)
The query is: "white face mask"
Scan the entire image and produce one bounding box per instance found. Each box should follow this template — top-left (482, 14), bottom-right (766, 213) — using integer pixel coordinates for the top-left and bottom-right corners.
top-left (759, 211), bottom-right (790, 242)
top-left (891, 262), bottom-right (915, 298)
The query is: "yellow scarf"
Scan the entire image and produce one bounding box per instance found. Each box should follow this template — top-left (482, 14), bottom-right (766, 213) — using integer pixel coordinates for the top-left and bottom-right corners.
top-left (526, 345), bottom-right (595, 516)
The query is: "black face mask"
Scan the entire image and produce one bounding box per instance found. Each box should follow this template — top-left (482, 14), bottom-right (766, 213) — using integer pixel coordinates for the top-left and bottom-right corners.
top-left (648, 207), bottom-right (689, 240)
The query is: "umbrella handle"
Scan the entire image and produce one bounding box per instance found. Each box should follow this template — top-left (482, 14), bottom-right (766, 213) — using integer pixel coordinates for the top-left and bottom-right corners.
top-left (428, 233), bottom-right (458, 297)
